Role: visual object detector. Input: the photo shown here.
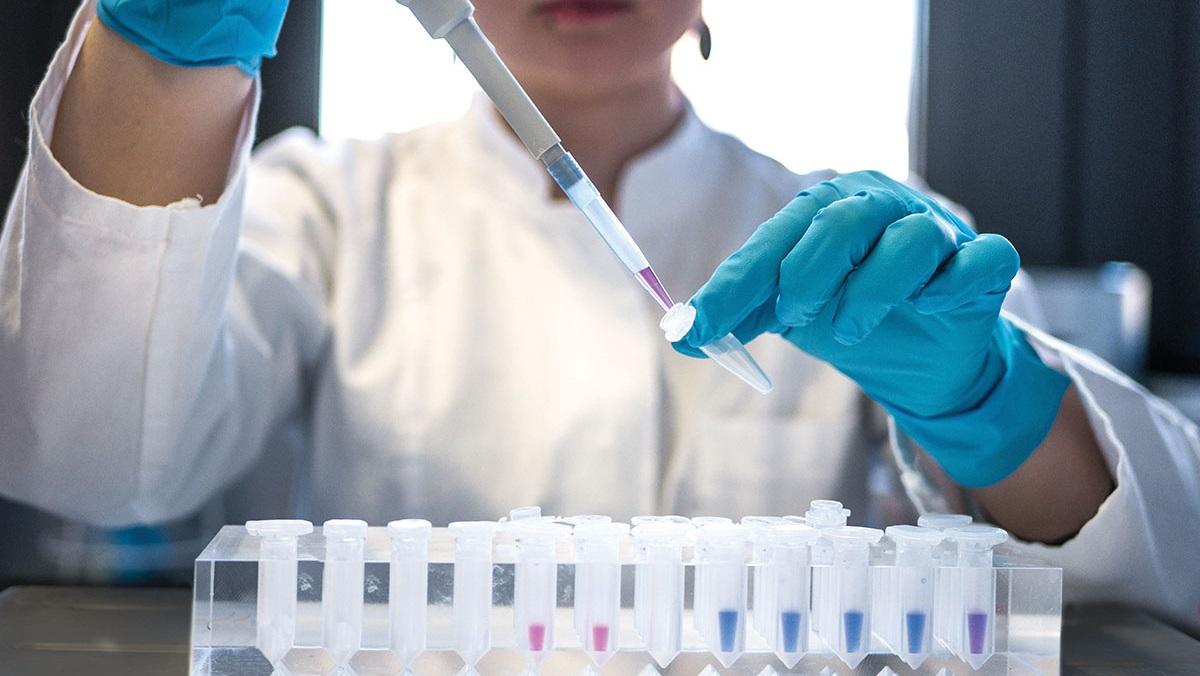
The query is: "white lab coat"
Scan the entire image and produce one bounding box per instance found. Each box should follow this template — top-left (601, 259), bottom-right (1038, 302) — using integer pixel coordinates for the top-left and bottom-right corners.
top-left (2, 2), bottom-right (1199, 634)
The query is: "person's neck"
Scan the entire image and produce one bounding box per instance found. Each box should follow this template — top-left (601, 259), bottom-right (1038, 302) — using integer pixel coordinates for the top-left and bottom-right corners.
top-left (505, 74), bottom-right (684, 204)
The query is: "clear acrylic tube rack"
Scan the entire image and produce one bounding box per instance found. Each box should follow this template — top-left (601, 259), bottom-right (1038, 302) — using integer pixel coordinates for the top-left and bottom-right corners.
top-left (192, 504), bottom-right (1061, 675)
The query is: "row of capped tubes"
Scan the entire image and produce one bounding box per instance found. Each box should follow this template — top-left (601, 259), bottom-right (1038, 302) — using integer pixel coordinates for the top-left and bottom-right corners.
top-left (243, 502), bottom-right (1007, 673)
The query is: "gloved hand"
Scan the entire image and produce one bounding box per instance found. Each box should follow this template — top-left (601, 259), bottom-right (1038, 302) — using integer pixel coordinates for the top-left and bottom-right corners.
top-left (98, 0), bottom-right (290, 75)
top-left (676, 171), bottom-right (1070, 487)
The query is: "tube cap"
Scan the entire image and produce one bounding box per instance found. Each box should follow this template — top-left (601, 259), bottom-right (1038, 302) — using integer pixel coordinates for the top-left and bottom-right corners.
top-left (245, 519), bottom-right (313, 538)
top-left (886, 525), bottom-right (945, 549)
top-left (945, 525), bottom-right (1008, 551)
top-left (917, 513), bottom-right (973, 531)
top-left (387, 519), bottom-right (432, 541)
top-left (322, 519), bottom-right (368, 540)
top-left (824, 526), bottom-right (885, 547)
top-left (805, 500), bottom-right (851, 528)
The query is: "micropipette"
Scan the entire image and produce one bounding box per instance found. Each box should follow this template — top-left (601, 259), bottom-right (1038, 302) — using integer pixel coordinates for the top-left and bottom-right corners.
top-left (321, 519), bottom-right (368, 668)
top-left (395, 0), bottom-right (773, 394)
top-left (245, 519), bottom-right (313, 667)
top-left (387, 519), bottom-right (432, 670)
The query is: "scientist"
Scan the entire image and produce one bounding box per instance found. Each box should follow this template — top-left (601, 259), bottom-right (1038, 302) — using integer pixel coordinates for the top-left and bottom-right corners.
top-left (2, 0), bottom-right (1198, 633)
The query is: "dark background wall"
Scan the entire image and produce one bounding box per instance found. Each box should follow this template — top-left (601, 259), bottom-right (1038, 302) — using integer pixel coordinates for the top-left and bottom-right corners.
top-left (0, 0), bottom-right (321, 204)
top-left (924, 0), bottom-right (1200, 373)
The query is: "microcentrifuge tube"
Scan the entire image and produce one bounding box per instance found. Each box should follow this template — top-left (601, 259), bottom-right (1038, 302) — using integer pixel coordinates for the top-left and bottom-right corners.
top-left (573, 521), bottom-right (629, 666)
top-left (387, 519), bottom-right (432, 669)
top-left (816, 526), bottom-right (883, 669)
top-left (633, 521), bottom-right (693, 668)
top-left (884, 525), bottom-right (945, 669)
top-left (804, 500), bottom-right (850, 645)
top-left (916, 513), bottom-right (971, 650)
top-left (690, 516), bottom-right (734, 644)
top-left (631, 516), bottom-right (689, 642)
top-left (946, 525), bottom-right (1007, 669)
top-left (511, 521), bottom-right (570, 666)
top-left (450, 521), bottom-right (499, 668)
top-left (245, 519), bottom-right (313, 667)
top-left (660, 303), bottom-right (773, 394)
top-left (321, 519), bottom-right (368, 668)
top-left (695, 524), bottom-right (749, 667)
top-left (739, 516), bottom-right (783, 647)
top-left (764, 522), bottom-right (820, 668)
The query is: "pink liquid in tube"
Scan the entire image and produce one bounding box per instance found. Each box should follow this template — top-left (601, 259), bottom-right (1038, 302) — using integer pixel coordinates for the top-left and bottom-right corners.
top-left (591, 623), bottom-right (610, 652)
top-left (528, 623), bottom-right (547, 652)
top-left (637, 266), bottom-right (673, 310)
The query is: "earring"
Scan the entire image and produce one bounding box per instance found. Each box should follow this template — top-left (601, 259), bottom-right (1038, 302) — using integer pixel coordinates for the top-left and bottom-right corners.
top-left (699, 20), bottom-right (712, 60)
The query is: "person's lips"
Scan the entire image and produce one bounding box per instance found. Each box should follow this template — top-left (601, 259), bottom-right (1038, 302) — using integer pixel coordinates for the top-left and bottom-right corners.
top-left (535, 0), bottom-right (634, 26)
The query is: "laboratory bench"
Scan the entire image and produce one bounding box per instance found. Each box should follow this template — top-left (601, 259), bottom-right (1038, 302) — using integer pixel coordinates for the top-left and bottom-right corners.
top-left (0, 585), bottom-right (1196, 675)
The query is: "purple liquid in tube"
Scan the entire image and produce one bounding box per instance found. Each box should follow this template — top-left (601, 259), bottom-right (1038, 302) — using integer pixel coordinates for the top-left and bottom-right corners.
top-left (967, 611), bottom-right (988, 654)
top-left (637, 266), bottom-right (673, 310)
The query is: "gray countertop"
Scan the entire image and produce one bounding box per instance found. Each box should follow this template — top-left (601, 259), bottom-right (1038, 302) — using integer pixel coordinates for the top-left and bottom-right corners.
top-left (0, 586), bottom-right (1196, 674)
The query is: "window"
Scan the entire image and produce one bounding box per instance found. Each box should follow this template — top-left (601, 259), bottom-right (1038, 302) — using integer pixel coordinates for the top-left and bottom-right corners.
top-left (321, 1), bottom-right (919, 177)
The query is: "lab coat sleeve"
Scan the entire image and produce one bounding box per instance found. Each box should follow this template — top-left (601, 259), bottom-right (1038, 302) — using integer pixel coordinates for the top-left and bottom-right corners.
top-left (0, 3), bottom-right (331, 527)
top-left (891, 275), bottom-right (1200, 635)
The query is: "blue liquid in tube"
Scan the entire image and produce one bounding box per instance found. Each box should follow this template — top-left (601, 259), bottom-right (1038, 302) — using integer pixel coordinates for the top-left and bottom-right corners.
top-left (843, 610), bottom-right (865, 653)
top-left (905, 610), bottom-right (927, 654)
top-left (780, 610), bottom-right (803, 653)
top-left (717, 609), bottom-right (739, 653)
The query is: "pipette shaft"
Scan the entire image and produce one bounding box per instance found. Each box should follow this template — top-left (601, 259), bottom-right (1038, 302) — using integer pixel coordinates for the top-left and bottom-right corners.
top-left (396, 0), bottom-right (773, 394)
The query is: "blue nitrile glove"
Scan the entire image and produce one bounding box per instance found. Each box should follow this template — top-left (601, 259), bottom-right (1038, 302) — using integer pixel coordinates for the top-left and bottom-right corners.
top-left (98, 0), bottom-right (290, 75)
top-left (675, 171), bottom-right (1070, 487)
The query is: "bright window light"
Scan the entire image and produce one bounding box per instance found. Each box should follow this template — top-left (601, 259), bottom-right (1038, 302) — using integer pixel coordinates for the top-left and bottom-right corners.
top-left (321, 1), bottom-right (918, 177)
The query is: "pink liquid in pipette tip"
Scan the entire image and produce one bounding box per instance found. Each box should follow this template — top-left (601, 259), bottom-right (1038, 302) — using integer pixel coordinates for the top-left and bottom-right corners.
top-left (528, 623), bottom-right (547, 652)
top-left (637, 266), bottom-right (673, 310)
top-left (591, 623), bottom-right (610, 652)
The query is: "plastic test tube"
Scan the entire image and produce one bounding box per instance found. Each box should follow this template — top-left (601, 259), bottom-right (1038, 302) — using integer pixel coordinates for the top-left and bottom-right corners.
top-left (631, 516), bottom-right (689, 642)
top-left (449, 521), bottom-right (499, 668)
top-left (916, 513), bottom-right (972, 650)
top-left (321, 519), bottom-right (368, 668)
top-left (511, 521), bottom-right (570, 666)
top-left (572, 521), bottom-right (630, 666)
top-left (817, 526), bottom-right (884, 669)
top-left (690, 516), bottom-right (733, 644)
top-left (739, 516), bottom-right (783, 647)
top-left (946, 525), bottom-right (1008, 669)
top-left (694, 524), bottom-right (750, 667)
top-left (387, 519), bottom-right (432, 669)
top-left (764, 522), bottom-right (820, 668)
top-left (632, 520), bottom-right (694, 668)
top-left (804, 500), bottom-right (850, 645)
top-left (884, 525), bottom-right (945, 669)
top-left (245, 519), bottom-right (313, 667)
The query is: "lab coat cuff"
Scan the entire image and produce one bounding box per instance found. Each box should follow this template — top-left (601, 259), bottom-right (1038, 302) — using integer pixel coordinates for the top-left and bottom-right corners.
top-left (26, 0), bottom-right (260, 243)
top-left (887, 318), bottom-right (1071, 488)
